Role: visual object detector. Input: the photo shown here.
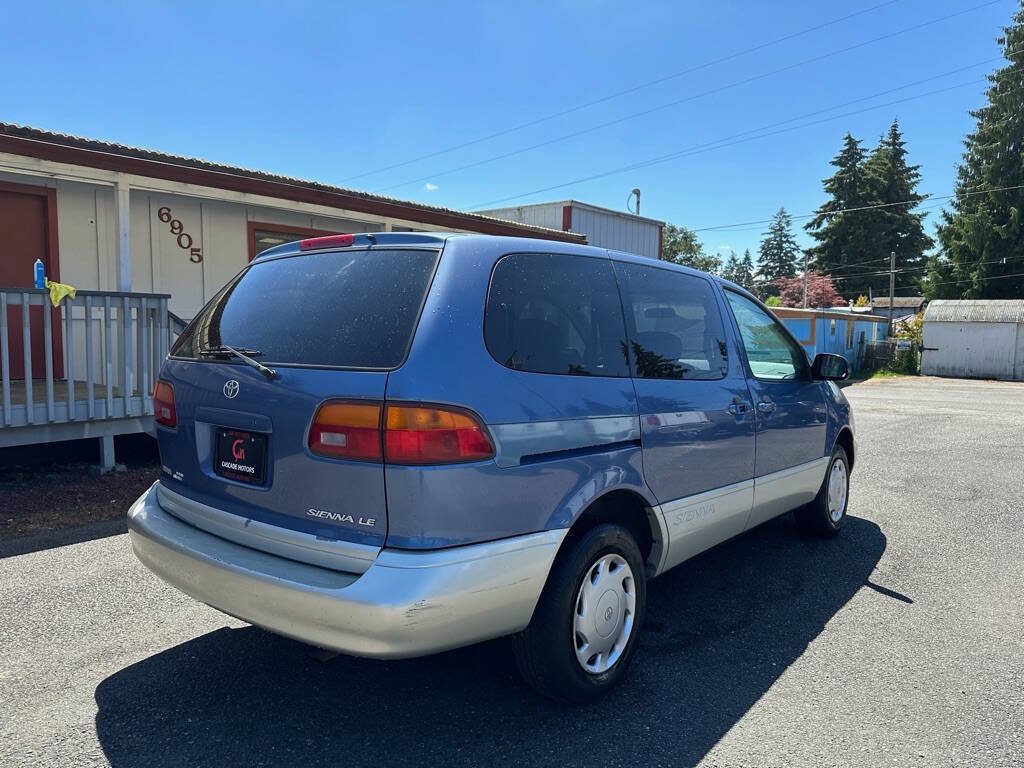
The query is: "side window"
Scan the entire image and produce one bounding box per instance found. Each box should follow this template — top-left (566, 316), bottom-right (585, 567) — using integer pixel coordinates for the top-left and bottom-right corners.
top-left (614, 262), bottom-right (728, 380)
top-left (724, 291), bottom-right (809, 381)
top-left (485, 253), bottom-right (629, 377)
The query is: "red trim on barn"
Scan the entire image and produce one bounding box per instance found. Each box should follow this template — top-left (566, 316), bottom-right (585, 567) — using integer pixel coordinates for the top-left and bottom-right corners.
top-left (561, 204), bottom-right (572, 232)
top-left (0, 131), bottom-right (585, 243)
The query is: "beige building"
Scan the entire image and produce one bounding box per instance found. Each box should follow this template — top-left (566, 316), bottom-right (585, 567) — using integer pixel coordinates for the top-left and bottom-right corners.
top-left (0, 123), bottom-right (583, 460)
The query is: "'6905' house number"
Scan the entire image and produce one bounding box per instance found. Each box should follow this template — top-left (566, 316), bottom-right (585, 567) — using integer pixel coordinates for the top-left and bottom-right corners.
top-left (157, 206), bottom-right (203, 263)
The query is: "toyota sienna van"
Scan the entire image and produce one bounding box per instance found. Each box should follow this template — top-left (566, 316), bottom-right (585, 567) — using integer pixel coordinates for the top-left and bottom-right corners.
top-left (128, 232), bottom-right (854, 703)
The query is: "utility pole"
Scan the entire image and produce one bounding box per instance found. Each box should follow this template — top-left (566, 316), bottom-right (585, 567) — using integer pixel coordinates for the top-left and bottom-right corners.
top-left (802, 251), bottom-right (808, 308)
top-left (888, 250), bottom-right (896, 336)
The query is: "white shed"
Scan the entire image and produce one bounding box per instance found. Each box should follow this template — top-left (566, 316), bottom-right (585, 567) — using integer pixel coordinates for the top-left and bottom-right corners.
top-left (921, 299), bottom-right (1024, 381)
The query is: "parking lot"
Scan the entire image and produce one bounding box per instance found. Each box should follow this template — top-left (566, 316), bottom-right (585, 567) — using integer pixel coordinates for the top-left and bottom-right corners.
top-left (2, 375), bottom-right (1022, 768)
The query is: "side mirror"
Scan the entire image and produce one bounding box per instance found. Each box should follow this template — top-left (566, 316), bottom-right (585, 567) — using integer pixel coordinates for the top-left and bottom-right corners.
top-left (811, 353), bottom-right (849, 381)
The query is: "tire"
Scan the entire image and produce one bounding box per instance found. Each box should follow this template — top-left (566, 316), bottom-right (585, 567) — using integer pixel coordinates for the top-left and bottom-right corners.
top-left (795, 445), bottom-right (850, 538)
top-left (513, 523), bottom-right (646, 704)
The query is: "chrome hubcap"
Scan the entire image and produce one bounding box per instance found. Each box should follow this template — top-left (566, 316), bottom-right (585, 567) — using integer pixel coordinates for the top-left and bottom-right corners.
top-left (827, 458), bottom-right (848, 523)
top-left (573, 553), bottom-right (636, 674)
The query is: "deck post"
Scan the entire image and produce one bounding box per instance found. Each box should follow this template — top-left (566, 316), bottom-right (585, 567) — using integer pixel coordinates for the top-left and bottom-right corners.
top-left (99, 434), bottom-right (116, 471)
top-left (115, 175), bottom-right (132, 293)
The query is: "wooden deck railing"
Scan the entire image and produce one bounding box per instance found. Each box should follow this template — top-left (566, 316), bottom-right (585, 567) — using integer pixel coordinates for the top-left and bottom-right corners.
top-left (0, 287), bottom-right (172, 430)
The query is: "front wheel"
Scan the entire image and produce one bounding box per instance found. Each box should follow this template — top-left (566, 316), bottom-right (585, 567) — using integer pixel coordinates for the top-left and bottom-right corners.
top-left (513, 523), bottom-right (647, 704)
top-left (795, 445), bottom-right (850, 537)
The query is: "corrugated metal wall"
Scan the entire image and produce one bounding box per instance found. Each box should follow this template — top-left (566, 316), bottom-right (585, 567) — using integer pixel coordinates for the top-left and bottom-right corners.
top-left (921, 322), bottom-right (1024, 380)
top-left (569, 205), bottom-right (660, 259)
top-left (481, 204), bottom-right (565, 233)
top-left (481, 203), bottom-right (662, 259)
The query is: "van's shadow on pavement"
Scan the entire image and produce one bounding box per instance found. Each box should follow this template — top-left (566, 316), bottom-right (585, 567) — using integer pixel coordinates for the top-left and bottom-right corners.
top-left (95, 515), bottom-right (888, 768)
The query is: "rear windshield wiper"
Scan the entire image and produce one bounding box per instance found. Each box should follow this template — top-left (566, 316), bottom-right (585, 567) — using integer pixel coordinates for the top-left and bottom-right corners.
top-left (199, 344), bottom-right (277, 380)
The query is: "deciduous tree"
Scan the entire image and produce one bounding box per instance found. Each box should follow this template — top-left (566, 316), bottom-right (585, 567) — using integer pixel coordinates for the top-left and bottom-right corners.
top-left (775, 271), bottom-right (843, 307)
top-left (661, 223), bottom-right (721, 274)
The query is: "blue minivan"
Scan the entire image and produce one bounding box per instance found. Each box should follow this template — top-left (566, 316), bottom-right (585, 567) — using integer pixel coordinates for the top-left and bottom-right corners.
top-left (128, 232), bottom-right (855, 702)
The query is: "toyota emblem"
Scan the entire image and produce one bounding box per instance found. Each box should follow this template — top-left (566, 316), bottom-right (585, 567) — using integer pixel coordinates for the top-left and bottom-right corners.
top-left (223, 380), bottom-right (240, 399)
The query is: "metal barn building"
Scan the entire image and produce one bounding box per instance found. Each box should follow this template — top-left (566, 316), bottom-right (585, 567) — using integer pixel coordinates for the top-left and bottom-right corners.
top-left (921, 299), bottom-right (1024, 381)
top-left (479, 200), bottom-right (665, 260)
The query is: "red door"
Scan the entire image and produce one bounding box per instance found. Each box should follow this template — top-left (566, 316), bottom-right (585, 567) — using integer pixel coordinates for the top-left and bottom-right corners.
top-left (0, 183), bottom-right (62, 380)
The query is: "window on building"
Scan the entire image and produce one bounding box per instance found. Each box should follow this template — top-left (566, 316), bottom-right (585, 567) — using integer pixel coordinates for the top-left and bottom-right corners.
top-left (614, 262), bottom-right (727, 380)
top-left (249, 219), bottom-right (381, 260)
top-left (252, 228), bottom-right (311, 257)
top-left (484, 253), bottom-right (629, 377)
top-left (846, 319), bottom-right (855, 348)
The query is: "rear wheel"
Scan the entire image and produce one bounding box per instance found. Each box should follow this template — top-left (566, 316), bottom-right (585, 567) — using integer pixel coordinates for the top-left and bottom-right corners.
top-left (795, 445), bottom-right (850, 538)
top-left (513, 523), bottom-right (646, 703)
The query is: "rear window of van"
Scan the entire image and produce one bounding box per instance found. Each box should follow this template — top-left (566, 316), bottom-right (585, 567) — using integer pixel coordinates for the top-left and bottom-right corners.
top-left (172, 248), bottom-right (439, 369)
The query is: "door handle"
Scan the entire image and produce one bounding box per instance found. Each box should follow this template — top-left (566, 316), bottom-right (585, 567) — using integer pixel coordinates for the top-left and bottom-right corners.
top-left (727, 397), bottom-right (749, 416)
top-left (757, 400), bottom-right (776, 414)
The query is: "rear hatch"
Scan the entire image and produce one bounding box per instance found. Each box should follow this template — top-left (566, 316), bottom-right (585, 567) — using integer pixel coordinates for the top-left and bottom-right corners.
top-left (155, 242), bottom-right (440, 557)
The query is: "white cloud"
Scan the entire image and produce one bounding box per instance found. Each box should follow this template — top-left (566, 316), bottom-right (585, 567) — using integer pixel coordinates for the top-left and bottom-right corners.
top-left (424, 182), bottom-right (439, 191)
top-left (717, 244), bottom-right (733, 252)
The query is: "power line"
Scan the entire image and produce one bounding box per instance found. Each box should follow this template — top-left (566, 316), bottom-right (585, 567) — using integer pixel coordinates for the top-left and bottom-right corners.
top-left (470, 76), bottom-right (998, 209)
top-left (838, 269), bottom-right (1024, 296)
top-left (823, 255), bottom-right (903, 275)
top-left (694, 196), bottom-right (953, 233)
top-left (378, 2), bottom-right (1003, 195)
top-left (339, 0), bottom-right (906, 184)
top-left (831, 256), bottom-right (1019, 282)
top-left (694, 182), bottom-right (1024, 235)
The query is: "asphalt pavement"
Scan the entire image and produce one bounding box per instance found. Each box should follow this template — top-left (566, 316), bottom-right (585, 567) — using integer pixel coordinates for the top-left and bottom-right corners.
top-left (1, 375), bottom-right (1022, 767)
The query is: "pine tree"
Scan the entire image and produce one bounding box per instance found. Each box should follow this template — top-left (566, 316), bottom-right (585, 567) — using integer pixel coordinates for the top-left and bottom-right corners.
top-left (721, 250), bottom-right (740, 283)
top-left (805, 134), bottom-right (871, 274)
top-left (737, 249), bottom-right (756, 292)
top-left (863, 119), bottom-right (933, 294)
top-left (931, 4), bottom-right (1024, 299)
top-left (757, 207), bottom-right (800, 290)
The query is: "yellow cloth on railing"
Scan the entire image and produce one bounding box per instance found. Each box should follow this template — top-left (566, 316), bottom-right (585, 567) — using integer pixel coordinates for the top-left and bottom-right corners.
top-left (44, 278), bottom-right (76, 307)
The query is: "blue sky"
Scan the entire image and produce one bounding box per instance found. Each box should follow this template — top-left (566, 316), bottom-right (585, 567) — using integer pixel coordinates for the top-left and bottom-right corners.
top-left (0, 0), bottom-right (1015, 264)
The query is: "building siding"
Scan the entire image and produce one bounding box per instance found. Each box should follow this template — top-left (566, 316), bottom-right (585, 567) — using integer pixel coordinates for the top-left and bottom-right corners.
top-left (774, 309), bottom-right (887, 373)
top-left (569, 205), bottom-right (660, 259)
top-left (0, 169), bottom-right (478, 319)
top-left (480, 204), bottom-right (565, 233)
top-left (480, 201), bottom-right (663, 259)
top-left (921, 321), bottom-right (1024, 380)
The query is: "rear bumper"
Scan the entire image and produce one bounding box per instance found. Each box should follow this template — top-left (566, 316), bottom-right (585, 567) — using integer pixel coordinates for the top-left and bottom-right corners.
top-left (127, 482), bottom-right (566, 659)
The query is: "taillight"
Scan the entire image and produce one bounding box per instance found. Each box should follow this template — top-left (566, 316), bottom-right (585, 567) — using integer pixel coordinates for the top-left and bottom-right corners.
top-left (299, 233), bottom-right (355, 250)
top-left (309, 401), bottom-right (383, 461)
top-left (384, 404), bottom-right (494, 464)
top-left (153, 380), bottom-right (176, 428)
